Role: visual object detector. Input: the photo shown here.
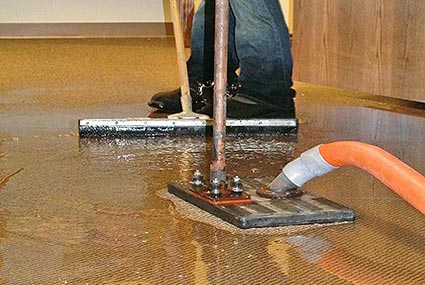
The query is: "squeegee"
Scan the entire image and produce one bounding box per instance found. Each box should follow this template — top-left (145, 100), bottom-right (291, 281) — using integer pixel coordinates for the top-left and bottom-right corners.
top-left (78, 0), bottom-right (297, 137)
top-left (168, 0), bottom-right (355, 229)
top-left (168, 0), bottom-right (209, 120)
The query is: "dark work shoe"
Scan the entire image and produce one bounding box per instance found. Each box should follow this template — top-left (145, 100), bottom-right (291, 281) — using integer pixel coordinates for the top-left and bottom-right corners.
top-left (196, 96), bottom-right (295, 119)
top-left (195, 87), bottom-right (296, 119)
top-left (227, 97), bottom-right (295, 119)
top-left (148, 82), bottom-right (213, 113)
top-left (228, 86), bottom-right (296, 118)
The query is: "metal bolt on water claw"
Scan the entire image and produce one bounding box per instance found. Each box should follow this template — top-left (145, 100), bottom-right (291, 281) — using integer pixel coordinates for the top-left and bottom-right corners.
top-left (231, 176), bottom-right (243, 194)
top-left (210, 178), bottom-right (222, 196)
top-left (192, 170), bottom-right (204, 186)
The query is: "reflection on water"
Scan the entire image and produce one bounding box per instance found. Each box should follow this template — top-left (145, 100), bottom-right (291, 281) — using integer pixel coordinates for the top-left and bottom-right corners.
top-left (78, 135), bottom-right (298, 181)
top-left (285, 235), bottom-right (331, 264)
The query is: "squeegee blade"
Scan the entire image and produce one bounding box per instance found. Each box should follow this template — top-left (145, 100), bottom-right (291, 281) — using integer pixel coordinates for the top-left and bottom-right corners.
top-left (78, 118), bottom-right (298, 137)
top-left (225, 118), bottom-right (297, 134)
top-left (79, 118), bottom-right (207, 137)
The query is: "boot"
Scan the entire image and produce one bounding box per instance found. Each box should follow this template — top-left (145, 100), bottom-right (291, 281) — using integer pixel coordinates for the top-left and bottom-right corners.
top-left (148, 81), bottom-right (214, 113)
top-left (196, 84), bottom-right (296, 119)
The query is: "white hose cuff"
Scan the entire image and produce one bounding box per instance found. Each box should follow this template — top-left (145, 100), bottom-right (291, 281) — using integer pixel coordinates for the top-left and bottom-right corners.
top-left (282, 145), bottom-right (338, 187)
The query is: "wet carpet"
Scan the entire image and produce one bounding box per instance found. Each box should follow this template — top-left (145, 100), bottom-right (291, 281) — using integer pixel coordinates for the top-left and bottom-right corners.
top-left (0, 38), bottom-right (424, 284)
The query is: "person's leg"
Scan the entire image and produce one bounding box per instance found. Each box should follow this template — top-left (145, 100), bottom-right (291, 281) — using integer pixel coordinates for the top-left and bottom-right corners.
top-left (186, 0), bottom-right (214, 83)
top-left (188, 0), bottom-right (239, 84)
top-left (229, 0), bottom-right (295, 113)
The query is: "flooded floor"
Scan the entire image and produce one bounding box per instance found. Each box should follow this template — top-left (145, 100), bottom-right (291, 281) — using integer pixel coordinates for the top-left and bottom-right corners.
top-left (0, 38), bottom-right (424, 284)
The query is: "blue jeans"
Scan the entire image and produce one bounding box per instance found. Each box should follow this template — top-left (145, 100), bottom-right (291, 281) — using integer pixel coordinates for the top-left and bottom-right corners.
top-left (187, 0), bottom-right (294, 107)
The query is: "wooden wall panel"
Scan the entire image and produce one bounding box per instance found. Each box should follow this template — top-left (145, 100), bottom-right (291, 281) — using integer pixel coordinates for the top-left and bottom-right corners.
top-left (292, 0), bottom-right (425, 102)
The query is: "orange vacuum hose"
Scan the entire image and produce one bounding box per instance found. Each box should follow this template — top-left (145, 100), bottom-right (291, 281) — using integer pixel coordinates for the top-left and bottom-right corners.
top-left (319, 141), bottom-right (425, 215)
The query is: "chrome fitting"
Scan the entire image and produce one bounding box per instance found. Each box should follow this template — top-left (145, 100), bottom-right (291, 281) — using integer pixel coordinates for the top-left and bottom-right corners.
top-left (192, 170), bottom-right (204, 186)
top-left (231, 176), bottom-right (243, 194)
top-left (210, 178), bottom-right (222, 196)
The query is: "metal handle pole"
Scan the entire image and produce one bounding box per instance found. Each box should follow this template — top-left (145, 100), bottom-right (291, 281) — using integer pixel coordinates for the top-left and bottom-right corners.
top-left (169, 0), bottom-right (209, 119)
top-left (210, 0), bottom-right (229, 182)
top-left (170, 0), bottom-right (191, 112)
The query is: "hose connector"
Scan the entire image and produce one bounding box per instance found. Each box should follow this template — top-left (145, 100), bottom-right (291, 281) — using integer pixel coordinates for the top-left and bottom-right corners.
top-left (269, 145), bottom-right (338, 191)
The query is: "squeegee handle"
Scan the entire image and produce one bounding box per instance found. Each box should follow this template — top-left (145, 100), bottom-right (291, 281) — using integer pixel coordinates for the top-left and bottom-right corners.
top-left (170, 0), bottom-right (192, 113)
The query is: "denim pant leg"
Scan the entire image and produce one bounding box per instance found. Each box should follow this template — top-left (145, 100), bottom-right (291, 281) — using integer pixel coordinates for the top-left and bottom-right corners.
top-left (187, 0), bottom-right (239, 84)
top-left (229, 0), bottom-right (294, 106)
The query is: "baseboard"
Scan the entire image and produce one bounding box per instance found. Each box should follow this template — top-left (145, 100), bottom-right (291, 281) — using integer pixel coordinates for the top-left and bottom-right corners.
top-left (0, 22), bottom-right (174, 38)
